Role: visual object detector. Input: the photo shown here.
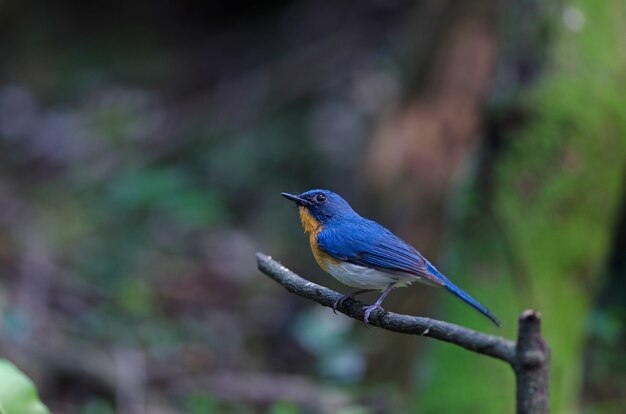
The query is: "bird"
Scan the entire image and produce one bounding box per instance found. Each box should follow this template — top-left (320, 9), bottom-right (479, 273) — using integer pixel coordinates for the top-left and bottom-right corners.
top-left (281, 189), bottom-right (501, 327)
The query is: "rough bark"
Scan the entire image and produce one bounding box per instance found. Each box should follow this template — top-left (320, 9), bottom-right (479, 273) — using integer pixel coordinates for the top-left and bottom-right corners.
top-left (515, 311), bottom-right (551, 414)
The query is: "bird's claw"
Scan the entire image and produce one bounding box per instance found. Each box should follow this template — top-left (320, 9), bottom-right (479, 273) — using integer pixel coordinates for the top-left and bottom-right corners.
top-left (332, 294), bottom-right (354, 314)
top-left (363, 304), bottom-right (384, 327)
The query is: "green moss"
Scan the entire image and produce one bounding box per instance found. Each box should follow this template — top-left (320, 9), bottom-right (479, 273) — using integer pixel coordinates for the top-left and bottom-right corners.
top-left (415, 1), bottom-right (626, 413)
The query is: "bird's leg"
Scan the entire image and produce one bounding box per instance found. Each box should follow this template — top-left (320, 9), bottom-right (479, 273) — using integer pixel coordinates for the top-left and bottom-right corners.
top-left (332, 289), bottom-right (373, 314)
top-left (363, 283), bottom-right (396, 326)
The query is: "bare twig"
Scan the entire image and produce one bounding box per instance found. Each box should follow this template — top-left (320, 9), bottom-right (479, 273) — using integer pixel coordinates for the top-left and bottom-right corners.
top-left (256, 252), bottom-right (550, 414)
top-left (257, 253), bottom-right (515, 362)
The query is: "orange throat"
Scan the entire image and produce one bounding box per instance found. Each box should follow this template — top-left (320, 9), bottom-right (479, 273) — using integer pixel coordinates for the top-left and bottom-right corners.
top-left (298, 207), bottom-right (335, 270)
top-left (298, 206), bottom-right (320, 234)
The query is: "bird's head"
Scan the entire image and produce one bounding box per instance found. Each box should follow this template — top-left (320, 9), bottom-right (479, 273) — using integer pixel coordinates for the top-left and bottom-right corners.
top-left (281, 189), bottom-right (356, 232)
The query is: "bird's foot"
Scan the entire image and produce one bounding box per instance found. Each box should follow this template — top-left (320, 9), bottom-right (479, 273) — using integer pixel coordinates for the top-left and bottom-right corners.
top-left (332, 294), bottom-right (354, 314)
top-left (363, 304), bottom-right (384, 327)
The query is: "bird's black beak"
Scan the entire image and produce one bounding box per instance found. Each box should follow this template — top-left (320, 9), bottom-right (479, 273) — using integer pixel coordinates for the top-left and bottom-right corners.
top-left (281, 192), bottom-right (311, 206)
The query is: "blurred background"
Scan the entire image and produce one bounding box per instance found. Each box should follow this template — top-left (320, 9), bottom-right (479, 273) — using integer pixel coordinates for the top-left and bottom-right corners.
top-left (0, 0), bottom-right (625, 413)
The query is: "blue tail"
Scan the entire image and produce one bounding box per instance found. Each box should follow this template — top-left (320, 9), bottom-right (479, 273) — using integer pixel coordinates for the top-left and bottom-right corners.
top-left (425, 262), bottom-right (501, 327)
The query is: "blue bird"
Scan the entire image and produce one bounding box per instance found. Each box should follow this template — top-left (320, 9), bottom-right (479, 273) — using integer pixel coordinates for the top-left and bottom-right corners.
top-left (281, 189), bottom-right (501, 326)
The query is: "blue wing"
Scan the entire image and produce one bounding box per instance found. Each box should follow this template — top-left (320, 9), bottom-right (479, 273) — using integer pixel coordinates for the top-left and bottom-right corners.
top-left (318, 218), bottom-right (501, 326)
top-left (317, 219), bottom-right (445, 286)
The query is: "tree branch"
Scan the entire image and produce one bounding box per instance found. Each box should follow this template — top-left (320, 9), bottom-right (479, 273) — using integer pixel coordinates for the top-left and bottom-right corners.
top-left (257, 253), bottom-right (515, 363)
top-left (256, 252), bottom-right (550, 414)
top-left (514, 310), bottom-right (551, 414)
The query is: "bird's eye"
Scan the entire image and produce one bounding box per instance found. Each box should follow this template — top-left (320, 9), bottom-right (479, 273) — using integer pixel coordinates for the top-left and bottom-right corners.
top-left (315, 193), bottom-right (327, 203)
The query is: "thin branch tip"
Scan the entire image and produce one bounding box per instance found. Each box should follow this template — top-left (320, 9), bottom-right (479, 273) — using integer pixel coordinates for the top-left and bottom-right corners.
top-left (520, 309), bottom-right (541, 321)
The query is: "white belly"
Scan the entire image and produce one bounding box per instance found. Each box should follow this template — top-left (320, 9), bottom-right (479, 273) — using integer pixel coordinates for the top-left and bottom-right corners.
top-left (325, 261), bottom-right (414, 290)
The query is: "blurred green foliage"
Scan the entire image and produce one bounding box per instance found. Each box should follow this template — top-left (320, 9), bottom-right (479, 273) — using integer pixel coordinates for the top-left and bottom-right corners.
top-left (415, 1), bottom-right (626, 413)
top-left (0, 360), bottom-right (50, 414)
